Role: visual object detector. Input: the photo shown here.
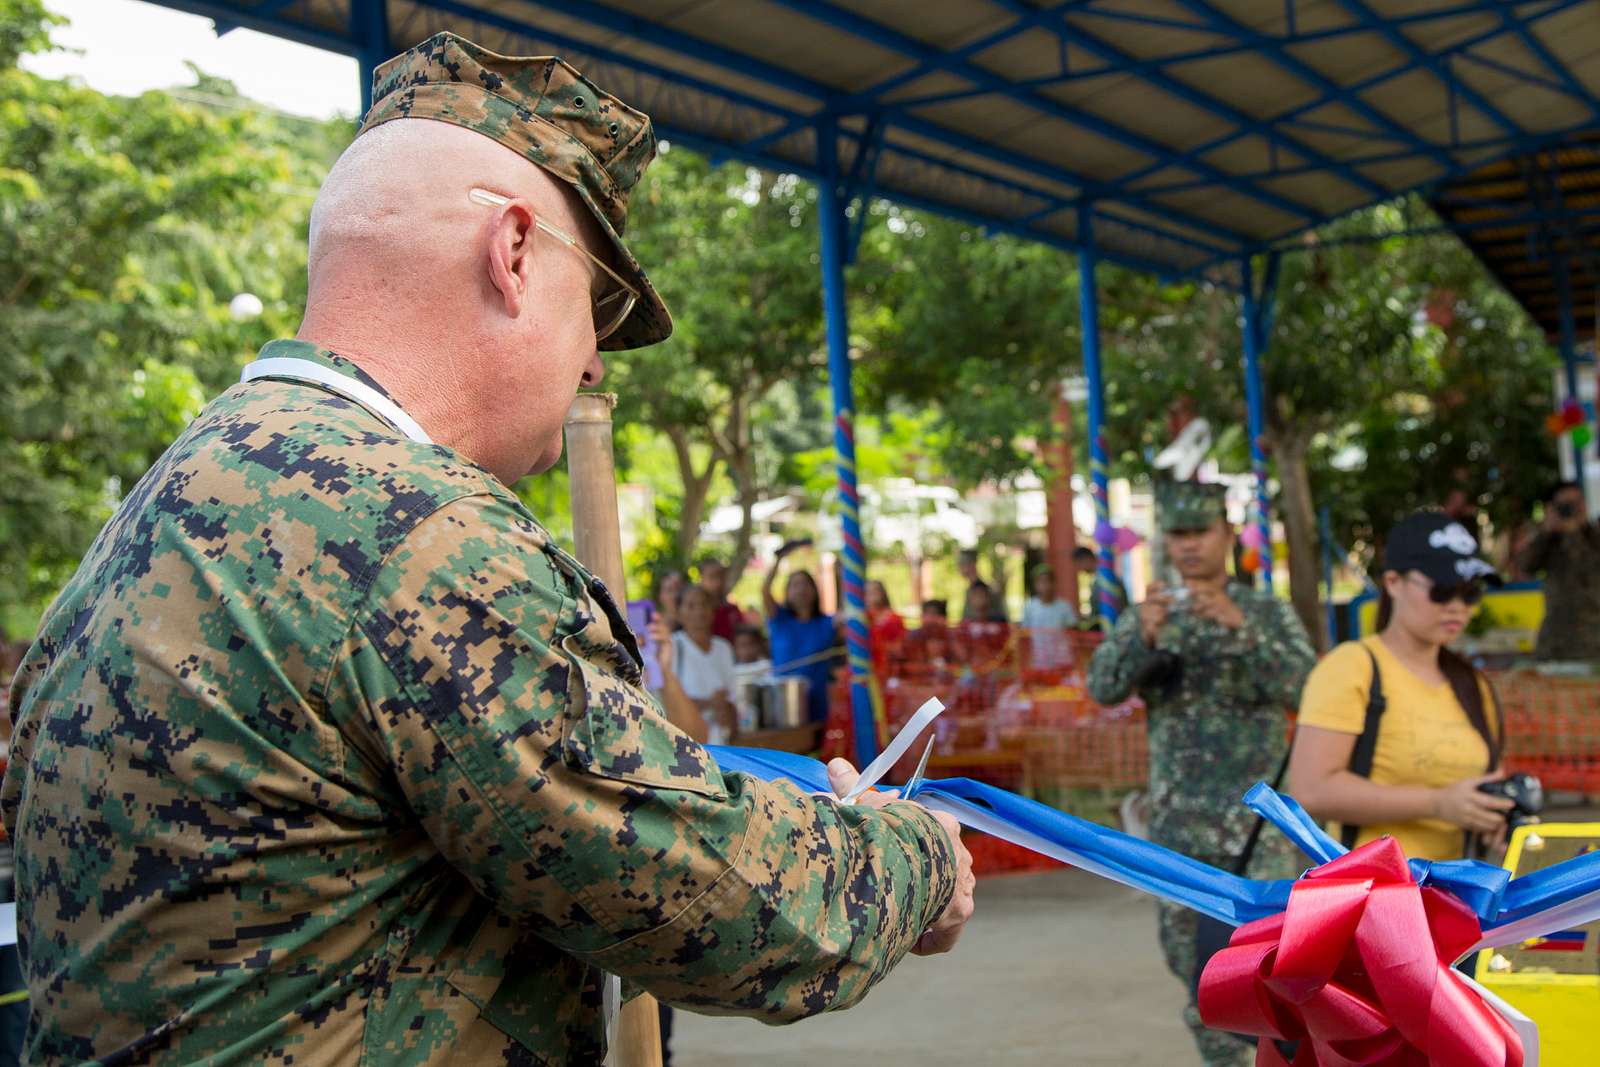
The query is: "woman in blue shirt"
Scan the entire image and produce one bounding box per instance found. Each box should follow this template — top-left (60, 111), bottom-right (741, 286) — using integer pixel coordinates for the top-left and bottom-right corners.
top-left (761, 541), bottom-right (839, 723)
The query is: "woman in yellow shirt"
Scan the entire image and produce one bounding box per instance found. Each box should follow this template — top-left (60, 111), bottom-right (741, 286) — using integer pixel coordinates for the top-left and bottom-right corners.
top-left (1288, 512), bottom-right (1515, 861)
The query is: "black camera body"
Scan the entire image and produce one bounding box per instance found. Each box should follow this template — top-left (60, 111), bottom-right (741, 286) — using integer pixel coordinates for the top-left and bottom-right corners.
top-left (1477, 773), bottom-right (1545, 830)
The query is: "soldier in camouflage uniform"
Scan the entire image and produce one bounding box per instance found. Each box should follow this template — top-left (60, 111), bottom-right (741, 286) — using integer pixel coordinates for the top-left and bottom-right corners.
top-left (1087, 482), bottom-right (1314, 1067)
top-left (0, 33), bottom-right (973, 1065)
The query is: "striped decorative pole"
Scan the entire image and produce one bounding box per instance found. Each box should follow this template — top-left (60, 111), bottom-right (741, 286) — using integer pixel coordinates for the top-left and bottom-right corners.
top-left (1078, 206), bottom-right (1119, 626)
top-left (817, 120), bottom-right (879, 765)
top-left (1240, 257), bottom-right (1275, 589)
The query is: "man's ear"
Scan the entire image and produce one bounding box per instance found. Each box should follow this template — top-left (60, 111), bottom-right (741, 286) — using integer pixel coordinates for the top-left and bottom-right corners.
top-left (486, 199), bottom-right (537, 317)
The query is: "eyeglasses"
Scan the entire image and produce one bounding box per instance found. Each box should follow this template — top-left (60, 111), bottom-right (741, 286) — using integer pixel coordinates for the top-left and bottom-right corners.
top-left (1406, 573), bottom-right (1485, 606)
top-left (469, 188), bottom-right (638, 343)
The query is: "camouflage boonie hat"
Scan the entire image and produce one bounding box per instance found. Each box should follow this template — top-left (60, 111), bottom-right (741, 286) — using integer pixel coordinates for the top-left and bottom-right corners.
top-left (1156, 481), bottom-right (1228, 532)
top-left (359, 32), bottom-right (671, 351)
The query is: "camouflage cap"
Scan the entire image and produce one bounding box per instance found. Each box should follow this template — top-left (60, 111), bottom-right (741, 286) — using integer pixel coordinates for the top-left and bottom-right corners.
top-left (359, 32), bottom-right (671, 351)
top-left (1156, 481), bottom-right (1228, 532)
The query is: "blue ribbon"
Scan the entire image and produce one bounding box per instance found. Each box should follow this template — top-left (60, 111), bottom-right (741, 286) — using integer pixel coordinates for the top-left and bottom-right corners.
top-left (709, 745), bottom-right (1599, 935)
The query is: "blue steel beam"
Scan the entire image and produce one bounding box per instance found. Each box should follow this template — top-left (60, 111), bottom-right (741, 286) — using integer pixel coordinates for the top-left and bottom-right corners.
top-left (161, 0), bottom-right (355, 55)
top-left (992, 1), bottom-right (1570, 91)
top-left (1078, 205), bottom-right (1119, 626)
top-left (1492, 3), bottom-right (1600, 121)
top-left (1455, 50), bottom-right (1594, 107)
top-left (657, 122), bottom-right (1196, 280)
top-left (985, 0), bottom-right (1391, 200)
top-left (1241, 255), bottom-right (1276, 589)
top-left (780, 0), bottom-right (1555, 127)
top-left (214, 0), bottom-right (298, 37)
top-left (413, 0), bottom-right (1252, 247)
top-left (1130, 121), bottom-right (1600, 199)
top-left (816, 118), bottom-right (878, 766)
top-left (1328, 0), bottom-right (1522, 137)
top-left (767, 0), bottom-right (1326, 223)
top-left (842, 114), bottom-right (887, 265)
top-left (1555, 253), bottom-right (1588, 494)
top-left (1147, 0), bottom-right (1583, 186)
top-left (351, 0), bottom-right (388, 118)
top-left (741, 1), bottom-right (1072, 151)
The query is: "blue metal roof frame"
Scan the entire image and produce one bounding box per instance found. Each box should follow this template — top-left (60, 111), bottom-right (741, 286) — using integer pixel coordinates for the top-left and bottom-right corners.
top-left (155, 0), bottom-right (1600, 287)
top-left (1431, 134), bottom-right (1600, 344)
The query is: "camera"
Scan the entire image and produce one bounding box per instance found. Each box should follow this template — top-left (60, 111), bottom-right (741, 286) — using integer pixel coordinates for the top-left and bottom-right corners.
top-left (1555, 501), bottom-right (1578, 520)
top-left (1477, 773), bottom-right (1544, 831)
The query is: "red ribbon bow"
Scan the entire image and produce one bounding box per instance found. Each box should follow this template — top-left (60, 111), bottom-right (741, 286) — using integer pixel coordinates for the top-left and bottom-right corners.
top-left (1198, 837), bottom-right (1523, 1067)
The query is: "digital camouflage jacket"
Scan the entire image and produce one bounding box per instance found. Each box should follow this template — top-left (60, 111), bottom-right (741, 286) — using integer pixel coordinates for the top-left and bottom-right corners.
top-left (1086, 583), bottom-right (1316, 859)
top-left (1, 341), bottom-right (955, 1066)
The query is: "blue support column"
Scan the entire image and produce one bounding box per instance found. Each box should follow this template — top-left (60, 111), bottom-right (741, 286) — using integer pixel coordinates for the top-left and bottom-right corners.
top-left (1078, 206), bottom-right (1117, 627)
top-left (352, 0), bottom-right (390, 120)
top-left (817, 120), bottom-right (878, 766)
top-left (1555, 253), bottom-right (1588, 497)
top-left (1240, 256), bottom-right (1276, 589)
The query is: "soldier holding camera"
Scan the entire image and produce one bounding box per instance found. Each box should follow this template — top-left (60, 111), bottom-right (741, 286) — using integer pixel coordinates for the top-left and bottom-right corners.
top-left (1087, 482), bottom-right (1316, 1067)
top-left (1518, 481), bottom-right (1600, 662)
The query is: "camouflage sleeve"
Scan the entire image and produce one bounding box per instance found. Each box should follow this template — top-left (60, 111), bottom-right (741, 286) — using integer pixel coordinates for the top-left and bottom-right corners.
top-left (1238, 595), bottom-right (1317, 709)
top-left (1085, 604), bottom-right (1157, 705)
top-left (332, 493), bottom-right (956, 1021)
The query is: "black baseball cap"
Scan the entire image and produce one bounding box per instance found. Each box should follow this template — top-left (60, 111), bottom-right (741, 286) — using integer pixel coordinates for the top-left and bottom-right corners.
top-left (1382, 512), bottom-right (1502, 588)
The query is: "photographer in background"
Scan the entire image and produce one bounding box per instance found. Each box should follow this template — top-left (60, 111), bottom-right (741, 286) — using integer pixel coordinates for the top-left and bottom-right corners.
top-left (1517, 481), bottom-right (1600, 662)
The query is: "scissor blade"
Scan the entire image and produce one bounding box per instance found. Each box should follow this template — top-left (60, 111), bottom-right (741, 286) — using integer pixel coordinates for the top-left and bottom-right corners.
top-left (905, 736), bottom-right (936, 797)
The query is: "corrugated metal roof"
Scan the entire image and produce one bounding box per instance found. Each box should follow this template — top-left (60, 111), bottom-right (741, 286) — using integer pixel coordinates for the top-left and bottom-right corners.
top-left (1432, 135), bottom-right (1600, 343)
top-left (160, 0), bottom-right (1600, 289)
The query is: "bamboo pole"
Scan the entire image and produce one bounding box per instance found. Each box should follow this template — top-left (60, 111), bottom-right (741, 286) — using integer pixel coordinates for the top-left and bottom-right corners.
top-left (563, 393), bottom-right (663, 1067)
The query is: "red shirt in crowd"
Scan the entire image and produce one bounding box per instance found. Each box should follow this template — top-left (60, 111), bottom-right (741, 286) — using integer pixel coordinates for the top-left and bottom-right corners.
top-left (711, 600), bottom-right (743, 643)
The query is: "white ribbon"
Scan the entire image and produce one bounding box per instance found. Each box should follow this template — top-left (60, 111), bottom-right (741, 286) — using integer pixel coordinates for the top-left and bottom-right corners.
top-left (839, 698), bottom-right (945, 804)
top-left (1474, 884), bottom-right (1600, 954)
top-left (241, 357), bottom-right (433, 445)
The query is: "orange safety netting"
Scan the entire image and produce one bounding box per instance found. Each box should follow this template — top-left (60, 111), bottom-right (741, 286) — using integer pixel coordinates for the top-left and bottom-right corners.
top-left (1492, 671), bottom-right (1600, 795)
top-left (821, 623), bottom-right (1146, 797)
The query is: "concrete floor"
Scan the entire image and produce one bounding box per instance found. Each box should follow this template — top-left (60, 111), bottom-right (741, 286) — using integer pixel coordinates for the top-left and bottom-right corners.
top-left (669, 868), bottom-right (1206, 1067)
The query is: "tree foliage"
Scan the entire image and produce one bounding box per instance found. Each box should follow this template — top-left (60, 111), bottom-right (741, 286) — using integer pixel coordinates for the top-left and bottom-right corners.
top-left (0, 0), bottom-right (1562, 642)
top-left (0, 4), bottom-right (349, 635)
top-left (616, 151), bottom-right (831, 580)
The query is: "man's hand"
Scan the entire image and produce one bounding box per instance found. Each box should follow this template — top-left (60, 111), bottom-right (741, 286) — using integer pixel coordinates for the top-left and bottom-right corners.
top-left (825, 758), bottom-right (975, 957)
top-left (1190, 586), bottom-right (1245, 629)
top-left (1138, 583), bottom-right (1171, 646)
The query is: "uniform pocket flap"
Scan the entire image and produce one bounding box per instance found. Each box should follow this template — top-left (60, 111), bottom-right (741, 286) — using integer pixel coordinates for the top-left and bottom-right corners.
top-left (559, 633), bottom-right (726, 798)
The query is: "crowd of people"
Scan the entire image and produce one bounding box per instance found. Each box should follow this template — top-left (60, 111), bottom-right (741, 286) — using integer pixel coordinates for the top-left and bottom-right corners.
top-left (631, 536), bottom-right (1121, 745)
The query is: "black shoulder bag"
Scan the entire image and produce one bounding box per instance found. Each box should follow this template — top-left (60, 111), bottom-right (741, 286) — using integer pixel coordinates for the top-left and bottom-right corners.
top-left (1189, 745), bottom-right (1291, 1030)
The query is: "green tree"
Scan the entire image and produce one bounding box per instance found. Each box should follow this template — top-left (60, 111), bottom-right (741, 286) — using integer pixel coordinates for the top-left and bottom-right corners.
top-left (853, 197), bottom-right (1559, 646)
top-left (615, 151), bottom-right (831, 580)
top-left (0, 4), bottom-right (349, 635)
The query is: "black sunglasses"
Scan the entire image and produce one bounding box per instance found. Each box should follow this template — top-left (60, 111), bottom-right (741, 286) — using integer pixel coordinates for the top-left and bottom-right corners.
top-left (1408, 574), bottom-right (1484, 606)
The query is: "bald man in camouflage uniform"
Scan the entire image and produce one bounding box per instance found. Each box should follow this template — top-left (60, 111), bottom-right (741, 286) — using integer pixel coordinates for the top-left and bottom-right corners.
top-left (1, 34), bottom-right (971, 1066)
top-left (1087, 483), bottom-right (1314, 1067)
